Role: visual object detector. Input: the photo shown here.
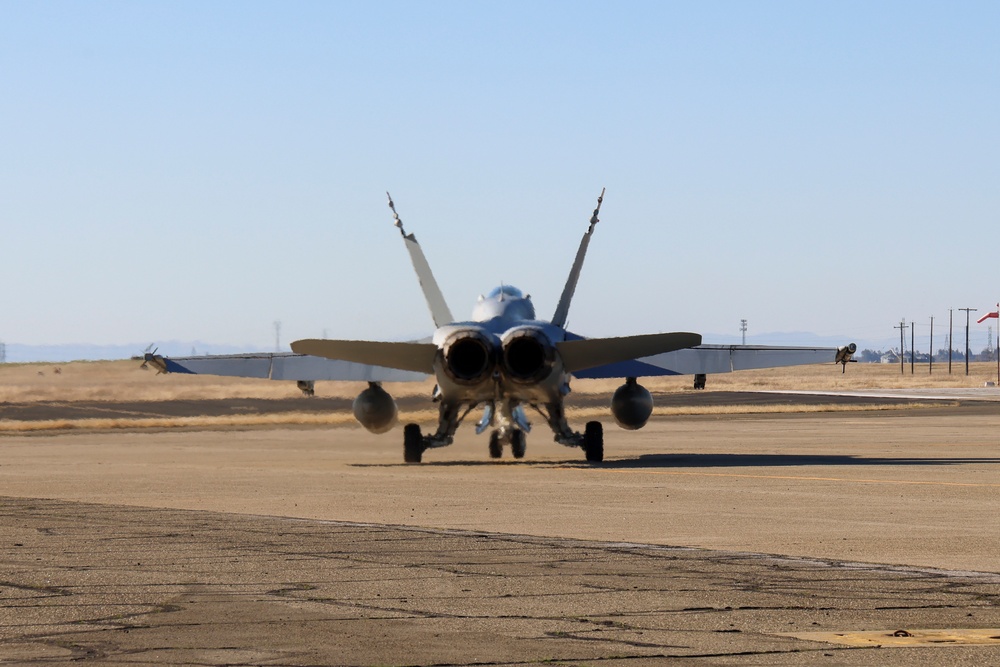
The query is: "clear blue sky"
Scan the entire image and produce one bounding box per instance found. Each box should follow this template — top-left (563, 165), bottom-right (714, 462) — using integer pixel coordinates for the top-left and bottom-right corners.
top-left (2, 1), bottom-right (998, 353)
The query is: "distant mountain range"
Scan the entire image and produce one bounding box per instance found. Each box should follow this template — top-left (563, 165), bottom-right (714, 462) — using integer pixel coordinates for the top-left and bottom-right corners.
top-left (2, 332), bottom-right (880, 365)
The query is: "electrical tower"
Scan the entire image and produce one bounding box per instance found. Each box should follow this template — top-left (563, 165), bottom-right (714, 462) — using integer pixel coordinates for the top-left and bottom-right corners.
top-left (274, 320), bottom-right (282, 352)
top-left (740, 319), bottom-right (747, 345)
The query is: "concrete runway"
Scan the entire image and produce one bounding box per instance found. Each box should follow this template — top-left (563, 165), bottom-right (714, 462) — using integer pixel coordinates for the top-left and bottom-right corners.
top-left (2, 398), bottom-right (1000, 664)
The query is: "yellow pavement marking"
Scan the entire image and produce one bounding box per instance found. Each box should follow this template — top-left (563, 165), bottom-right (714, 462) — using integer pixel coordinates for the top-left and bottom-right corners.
top-left (782, 628), bottom-right (1000, 647)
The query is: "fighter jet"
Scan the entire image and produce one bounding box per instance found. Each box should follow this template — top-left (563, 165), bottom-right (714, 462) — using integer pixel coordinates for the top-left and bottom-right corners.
top-left (145, 190), bottom-right (855, 463)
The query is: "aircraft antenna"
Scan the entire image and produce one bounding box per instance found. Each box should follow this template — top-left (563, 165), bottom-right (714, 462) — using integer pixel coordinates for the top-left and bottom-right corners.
top-left (387, 192), bottom-right (406, 236)
top-left (552, 188), bottom-right (605, 329)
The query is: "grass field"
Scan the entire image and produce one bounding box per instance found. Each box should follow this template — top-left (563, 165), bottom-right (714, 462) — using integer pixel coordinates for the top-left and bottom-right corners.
top-left (1, 357), bottom-right (998, 403)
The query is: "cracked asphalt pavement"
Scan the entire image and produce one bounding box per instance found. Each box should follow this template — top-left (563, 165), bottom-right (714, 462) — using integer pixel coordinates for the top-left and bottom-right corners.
top-left (3, 497), bottom-right (999, 666)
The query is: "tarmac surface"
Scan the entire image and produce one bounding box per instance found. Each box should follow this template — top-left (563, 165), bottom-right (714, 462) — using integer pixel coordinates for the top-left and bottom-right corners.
top-left (1, 391), bottom-right (999, 665)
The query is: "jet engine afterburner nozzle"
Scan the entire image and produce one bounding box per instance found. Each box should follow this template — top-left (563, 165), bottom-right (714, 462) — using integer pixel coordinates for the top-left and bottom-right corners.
top-left (441, 329), bottom-right (496, 385)
top-left (353, 382), bottom-right (398, 434)
top-left (611, 377), bottom-right (653, 430)
top-left (501, 327), bottom-right (556, 383)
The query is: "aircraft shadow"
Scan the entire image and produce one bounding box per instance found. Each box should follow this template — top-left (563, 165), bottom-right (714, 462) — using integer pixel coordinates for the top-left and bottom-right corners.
top-left (351, 459), bottom-right (582, 468)
top-left (352, 453), bottom-right (1000, 469)
top-left (589, 453), bottom-right (1000, 469)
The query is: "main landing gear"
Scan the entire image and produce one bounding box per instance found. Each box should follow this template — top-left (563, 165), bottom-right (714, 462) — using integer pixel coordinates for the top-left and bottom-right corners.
top-left (583, 421), bottom-right (603, 462)
top-left (405, 422), bottom-right (599, 463)
top-left (403, 423), bottom-right (425, 463)
top-left (402, 399), bottom-right (604, 464)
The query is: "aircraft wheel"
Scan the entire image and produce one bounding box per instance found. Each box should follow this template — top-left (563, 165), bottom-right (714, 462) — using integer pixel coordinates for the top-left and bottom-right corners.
top-left (403, 423), bottom-right (424, 463)
top-left (488, 431), bottom-right (503, 459)
top-left (583, 421), bottom-right (603, 462)
top-left (511, 430), bottom-right (526, 459)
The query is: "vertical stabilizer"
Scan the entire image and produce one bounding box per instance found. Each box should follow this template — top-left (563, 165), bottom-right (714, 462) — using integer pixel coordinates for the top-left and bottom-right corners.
top-left (551, 188), bottom-right (604, 328)
top-left (387, 193), bottom-right (455, 328)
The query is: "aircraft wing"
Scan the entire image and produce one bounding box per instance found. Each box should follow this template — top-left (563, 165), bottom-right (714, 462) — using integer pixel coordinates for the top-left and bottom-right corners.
top-left (144, 352), bottom-right (428, 382)
top-left (557, 332), bottom-right (702, 373)
top-left (573, 344), bottom-right (854, 379)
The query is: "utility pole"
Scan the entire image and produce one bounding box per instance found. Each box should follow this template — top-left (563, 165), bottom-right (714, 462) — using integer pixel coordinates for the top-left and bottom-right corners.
top-left (910, 321), bottom-right (915, 375)
top-left (894, 319), bottom-right (908, 375)
top-left (929, 316), bottom-right (934, 374)
top-left (274, 320), bottom-right (282, 353)
top-left (740, 319), bottom-right (748, 345)
top-left (949, 309), bottom-right (953, 374)
top-left (959, 308), bottom-right (977, 375)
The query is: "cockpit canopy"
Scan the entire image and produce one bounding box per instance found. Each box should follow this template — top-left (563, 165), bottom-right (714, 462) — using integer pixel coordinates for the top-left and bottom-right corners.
top-left (486, 285), bottom-right (524, 300)
top-left (473, 285), bottom-right (535, 322)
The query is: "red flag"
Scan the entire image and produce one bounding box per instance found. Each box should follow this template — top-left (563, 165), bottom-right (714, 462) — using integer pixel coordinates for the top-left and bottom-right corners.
top-left (977, 307), bottom-right (999, 324)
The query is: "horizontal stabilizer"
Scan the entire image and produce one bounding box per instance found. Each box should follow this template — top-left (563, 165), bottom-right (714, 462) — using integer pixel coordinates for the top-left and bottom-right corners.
top-left (145, 352), bottom-right (427, 382)
top-left (290, 339), bottom-right (438, 374)
top-left (557, 332), bottom-right (702, 374)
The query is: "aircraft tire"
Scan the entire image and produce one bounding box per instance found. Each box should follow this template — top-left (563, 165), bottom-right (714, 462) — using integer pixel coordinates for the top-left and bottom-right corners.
top-left (488, 431), bottom-right (503, 459)
top-left (403, 423), bottom-right (424, 463)
top-left (583, 421), bottom-right (603, 462)
top-left (511, 430), bottom-right (526, 459)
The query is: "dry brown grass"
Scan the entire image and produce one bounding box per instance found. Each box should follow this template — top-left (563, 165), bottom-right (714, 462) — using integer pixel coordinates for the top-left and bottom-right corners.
top-left (0, 360), bottom-right (436, 403)
top-left (0, 402), bottom-right (943, 434)
top-left (1, 358), bottom-right (997, 404)
top-left (572, 360), bottom-right (1000, 395)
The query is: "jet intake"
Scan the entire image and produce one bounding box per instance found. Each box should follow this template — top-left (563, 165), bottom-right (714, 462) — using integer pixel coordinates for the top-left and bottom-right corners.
top-left (502, 327), bottom-right (556, 383)
top-left (353, 382), bottom-right (398, 434)
top-left (442, 330), bottom-right (495, 385)
top-left (611, 377), bottom-right (653, 430)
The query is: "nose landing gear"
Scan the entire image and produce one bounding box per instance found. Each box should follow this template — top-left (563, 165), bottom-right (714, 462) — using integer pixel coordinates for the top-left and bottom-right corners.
top-left (488, 428), bottom-right (528, 459)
